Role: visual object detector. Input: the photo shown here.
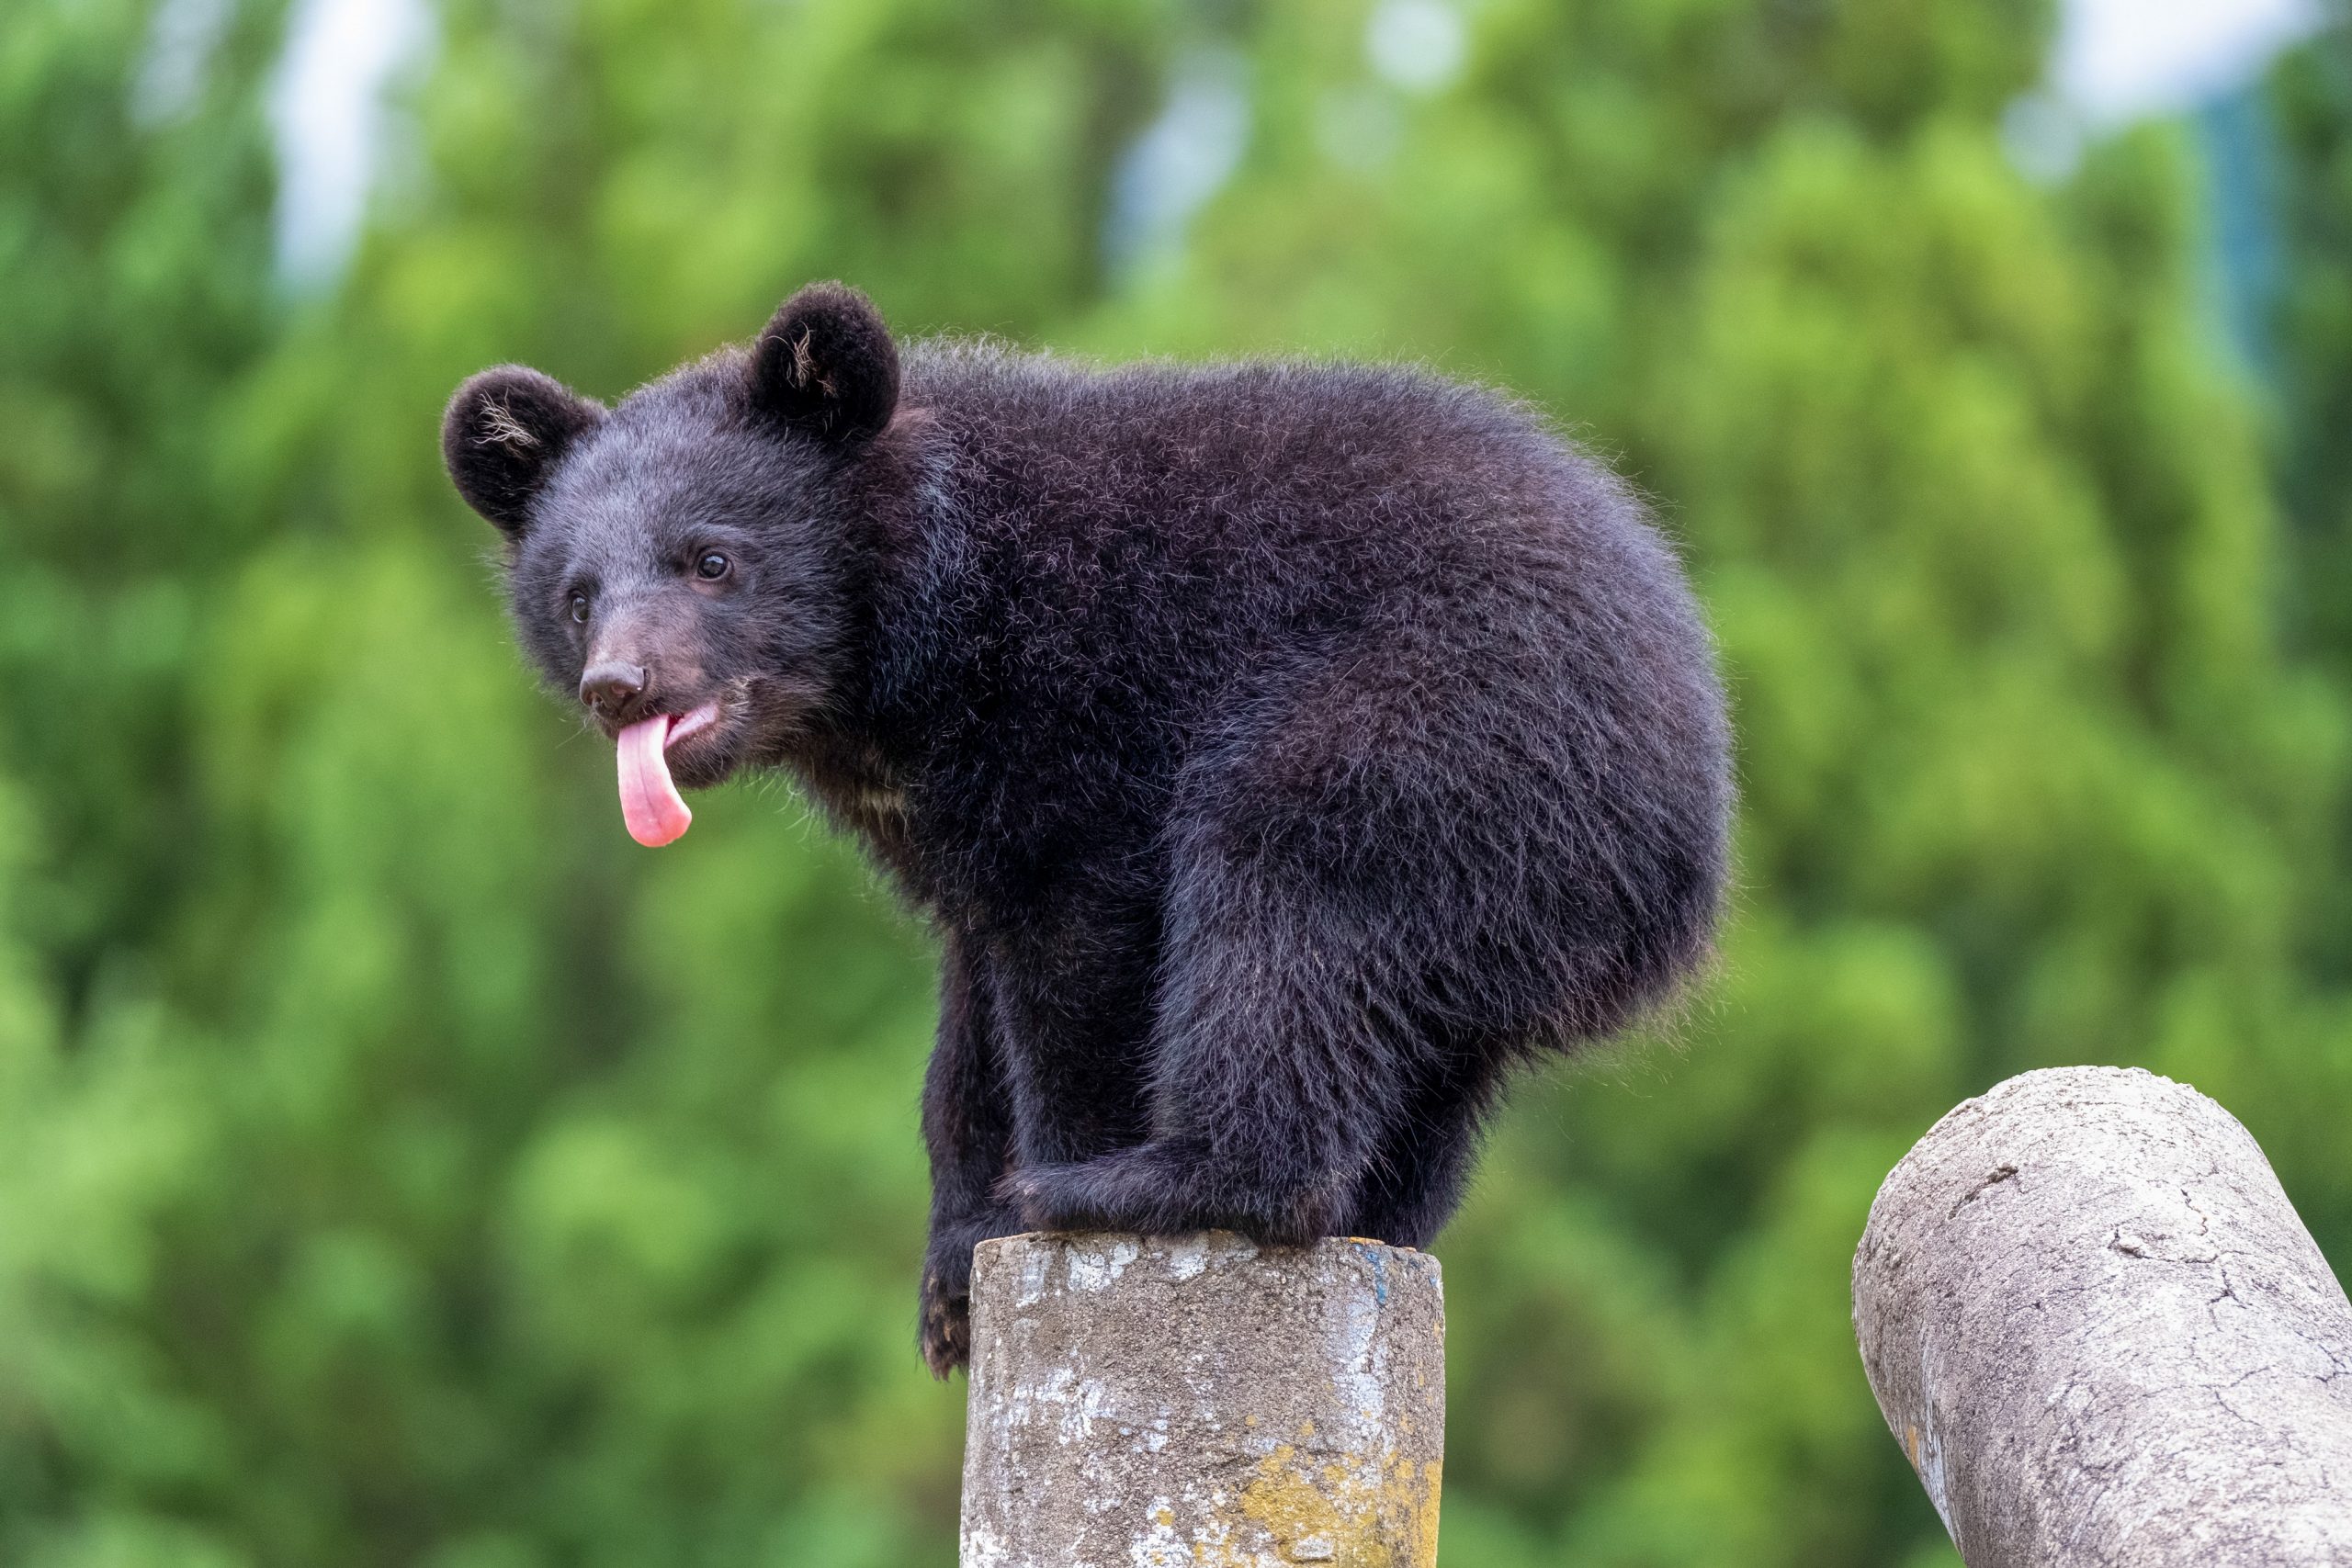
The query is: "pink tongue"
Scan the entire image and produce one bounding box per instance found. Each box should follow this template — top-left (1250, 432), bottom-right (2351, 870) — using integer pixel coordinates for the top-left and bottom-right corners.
top-left (616, 715), bottom-right (692, 847)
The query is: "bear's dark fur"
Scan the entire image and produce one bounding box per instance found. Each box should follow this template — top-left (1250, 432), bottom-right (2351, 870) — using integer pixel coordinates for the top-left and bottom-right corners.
top-left (444, 282), bottom-right (1732, 1375)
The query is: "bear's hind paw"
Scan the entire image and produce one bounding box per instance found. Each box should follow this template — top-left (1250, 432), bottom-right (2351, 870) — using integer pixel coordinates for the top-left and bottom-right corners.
top-left (997, 1144), bottom-right (1193, 1236)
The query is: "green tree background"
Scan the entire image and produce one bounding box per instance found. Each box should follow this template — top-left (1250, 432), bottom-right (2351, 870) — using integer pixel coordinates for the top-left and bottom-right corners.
top-left (4, 0), bottom-right (2350, 1562)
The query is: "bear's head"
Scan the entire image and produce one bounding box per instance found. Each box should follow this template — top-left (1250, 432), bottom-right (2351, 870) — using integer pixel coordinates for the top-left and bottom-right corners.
top-left (441, 282), bottom-right (900, 845)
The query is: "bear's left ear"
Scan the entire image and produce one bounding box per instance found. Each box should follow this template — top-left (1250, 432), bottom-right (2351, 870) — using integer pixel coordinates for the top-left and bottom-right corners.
top-left (747, 281), bottom-right (900, 445)
top-left (442, 366), bottom-right (605, 536)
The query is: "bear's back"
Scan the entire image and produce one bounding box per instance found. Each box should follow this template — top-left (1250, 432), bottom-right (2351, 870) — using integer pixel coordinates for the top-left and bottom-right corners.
top-left (894, 342), bottom-right (1702, 706)
top-left (893, 343), bottom-right (1677, 662)
top-left (862, 344), bottom-right (1724, 957)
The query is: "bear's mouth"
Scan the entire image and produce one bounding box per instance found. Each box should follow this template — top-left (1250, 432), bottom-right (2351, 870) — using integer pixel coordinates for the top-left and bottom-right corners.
top-left (614, 693), bottom-right (744, 847)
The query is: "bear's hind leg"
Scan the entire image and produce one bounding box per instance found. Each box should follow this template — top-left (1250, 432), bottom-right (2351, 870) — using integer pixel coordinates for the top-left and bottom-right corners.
top-left (1342, 1052), bottom-right (1509, 1249)
top-left (1001, 837), bottom-right (1415, 1246)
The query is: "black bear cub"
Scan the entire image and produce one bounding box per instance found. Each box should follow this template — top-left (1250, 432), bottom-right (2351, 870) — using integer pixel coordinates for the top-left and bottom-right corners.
top-left (444, 282), bottom-right (1732, 1375)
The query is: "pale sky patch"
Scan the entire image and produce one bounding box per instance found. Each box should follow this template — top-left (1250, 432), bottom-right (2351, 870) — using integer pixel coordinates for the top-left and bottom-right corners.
top-left (267, 0), bottom-right (430, 286)
top-left (2053, 0), bottom-right (2325, 126)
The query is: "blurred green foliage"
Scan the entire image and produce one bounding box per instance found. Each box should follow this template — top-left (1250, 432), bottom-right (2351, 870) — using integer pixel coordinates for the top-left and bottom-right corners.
top-left (3, 0), bottom-right (2349, 1563)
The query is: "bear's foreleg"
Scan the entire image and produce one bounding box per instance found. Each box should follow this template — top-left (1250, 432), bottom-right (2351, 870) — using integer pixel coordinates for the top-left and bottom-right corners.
top-left (918, 934), bottom-right (1021, 1377)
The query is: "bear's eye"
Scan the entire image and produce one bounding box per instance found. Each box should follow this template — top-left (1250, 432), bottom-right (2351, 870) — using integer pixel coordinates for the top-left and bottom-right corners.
top-left (695, 551), bottom-right (731, 581)
top-left (569, 592), bottom-right (589, 625)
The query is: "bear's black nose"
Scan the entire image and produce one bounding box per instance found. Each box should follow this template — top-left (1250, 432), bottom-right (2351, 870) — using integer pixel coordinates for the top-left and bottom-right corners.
top-left (580, 660), bottom-right (650, 721)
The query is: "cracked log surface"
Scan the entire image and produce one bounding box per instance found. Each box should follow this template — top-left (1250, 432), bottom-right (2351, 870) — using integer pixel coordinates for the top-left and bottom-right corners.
top-left (958, 1232), bottom-right (1443, 1568)
top-left (1853, 1066), bottom-right (2352, 1565)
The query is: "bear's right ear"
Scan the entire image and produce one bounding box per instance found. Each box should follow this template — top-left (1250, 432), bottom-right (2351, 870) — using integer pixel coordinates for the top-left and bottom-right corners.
top-left (746, 282), bottom-right (900, 445)
top-left (442, 367), bottom-right (605, 536)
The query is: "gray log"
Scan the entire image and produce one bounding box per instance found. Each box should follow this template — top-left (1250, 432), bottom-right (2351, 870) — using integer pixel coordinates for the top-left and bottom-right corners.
top-left (1853, 1066), bottom-right (2352, 1564)
top-left (958, 1231), bottom-right (1444, 1568)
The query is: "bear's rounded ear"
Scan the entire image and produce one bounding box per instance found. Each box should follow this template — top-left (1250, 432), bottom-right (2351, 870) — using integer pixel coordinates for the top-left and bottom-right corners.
top-left (746, 281), bottom-right (899, 445)
top-left (442, 366), bottom-right (605, 536)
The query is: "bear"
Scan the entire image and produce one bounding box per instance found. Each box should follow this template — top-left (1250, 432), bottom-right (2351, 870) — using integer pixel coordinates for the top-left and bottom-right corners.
top-left (442, 281), bottom-right (1733, 1376)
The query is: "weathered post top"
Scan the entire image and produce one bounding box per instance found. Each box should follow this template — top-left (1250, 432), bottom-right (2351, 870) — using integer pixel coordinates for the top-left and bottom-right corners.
top-left (959, 1231), bottom-right (1444, 1568)
top-left (1853, 1066), bottom-right (2352, 1566)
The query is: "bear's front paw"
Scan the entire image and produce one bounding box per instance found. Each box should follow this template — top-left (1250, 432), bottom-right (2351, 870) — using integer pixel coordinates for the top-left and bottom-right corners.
top-left (919, 1265), bottom-right (970, 1379)
top-left (919, 1216), bottom-right (1012, 1377)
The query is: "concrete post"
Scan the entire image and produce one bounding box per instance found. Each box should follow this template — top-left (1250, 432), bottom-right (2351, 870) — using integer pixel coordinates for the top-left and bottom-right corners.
top-left (957, 1231), bottom-right (1445, 1568)
top-left (1853, 1066), bottom-right (2352, 1565)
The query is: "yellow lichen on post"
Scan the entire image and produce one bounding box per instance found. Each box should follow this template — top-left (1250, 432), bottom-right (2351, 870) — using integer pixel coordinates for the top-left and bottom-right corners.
top-left (958, 1233), bottom-right (1445, 1567)
top-left (1222, 1445), bottom-right (1442, 1567)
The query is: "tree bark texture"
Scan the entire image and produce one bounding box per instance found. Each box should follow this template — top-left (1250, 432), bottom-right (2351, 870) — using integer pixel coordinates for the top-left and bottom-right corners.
top-left (1853, 1066), bottom-right (2352, 1564)
top-left (958, 1232), bottom-right (1443, 1568)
